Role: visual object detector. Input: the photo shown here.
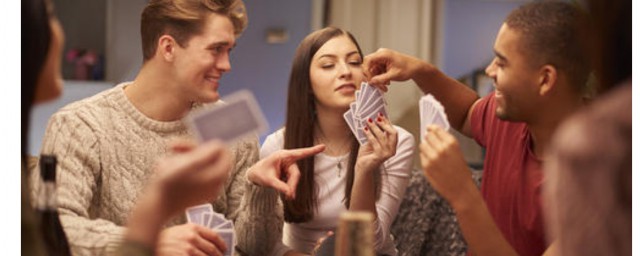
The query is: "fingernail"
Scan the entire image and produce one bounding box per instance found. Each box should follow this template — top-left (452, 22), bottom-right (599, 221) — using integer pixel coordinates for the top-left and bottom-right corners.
top-left (364, 126), bottom-right (369, 131)
top-left (368, 118), bottom-right (373, 123)
top-left (378, 112), bottom-right (383, 117)
top-left (377, 117), bottom-right (382, 122)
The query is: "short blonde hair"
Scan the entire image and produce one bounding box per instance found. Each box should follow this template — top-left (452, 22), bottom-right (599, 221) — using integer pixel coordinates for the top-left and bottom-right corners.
top-left (140, 0), bottom-right (248, 61)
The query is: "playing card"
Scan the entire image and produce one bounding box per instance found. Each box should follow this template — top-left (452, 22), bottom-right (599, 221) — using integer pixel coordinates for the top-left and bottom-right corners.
top-left (217, 229), bottom-right (236, 256)
top-left (419, 94), bottom-right (450, 140)
top-left (186, 204), bottom-right (214, 225)
top-left (343, 82), bottom-right (389, 145)
top-left (202, 212), bottom-right (213, 228)
top-left (214, 220), bottom-right (234, 230)
top-left (208, 212), bottom-right (227, 229)
top-left (185, 90), bottom-right (269, 144)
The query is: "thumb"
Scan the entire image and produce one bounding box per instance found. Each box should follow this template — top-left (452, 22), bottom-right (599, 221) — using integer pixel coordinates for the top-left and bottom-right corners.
top-left (268, 178), bottom-right (293, 199)
top-left (284, 164), bottom-right (301, 199)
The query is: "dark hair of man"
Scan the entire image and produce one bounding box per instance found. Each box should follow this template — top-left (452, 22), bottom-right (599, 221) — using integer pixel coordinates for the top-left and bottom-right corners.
top-left (140, 0), bottom-right (248, 61)
top-left (283, 27), bottom-right (381, 223)
top-left (21, 0), bottom-right (52, 166)
top-left (505, 1), bottom-right (590, 93)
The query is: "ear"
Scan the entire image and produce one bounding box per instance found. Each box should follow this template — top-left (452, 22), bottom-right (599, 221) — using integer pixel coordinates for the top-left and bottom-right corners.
top-left (157, 35), bottom-right (177, 62)
top-left (538, 64), bottom-right (557, 96)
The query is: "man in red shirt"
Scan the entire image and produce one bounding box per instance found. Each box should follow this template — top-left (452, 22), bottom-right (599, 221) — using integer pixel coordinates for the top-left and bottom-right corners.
top-left (362, 2), bottom-right (589, 256)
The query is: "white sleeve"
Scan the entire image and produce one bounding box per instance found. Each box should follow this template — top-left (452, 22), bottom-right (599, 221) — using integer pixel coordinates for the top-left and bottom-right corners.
top-left (372, 127), bottom-right (415, 251)
top-left (260, 129), bottom-right (285, 159)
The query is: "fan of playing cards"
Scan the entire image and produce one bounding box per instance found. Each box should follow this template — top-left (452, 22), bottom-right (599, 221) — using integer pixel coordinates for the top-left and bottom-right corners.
top-left (186, 204), bottom-right (236, 256)
top-left (343, 82), bottom-right (388, 145)
top-left (419, 94), bottom-right (450, 140)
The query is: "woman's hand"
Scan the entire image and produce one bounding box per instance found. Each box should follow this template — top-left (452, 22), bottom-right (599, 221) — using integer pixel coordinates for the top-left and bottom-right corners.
top-left (355, 113), bottom-right (398, 173)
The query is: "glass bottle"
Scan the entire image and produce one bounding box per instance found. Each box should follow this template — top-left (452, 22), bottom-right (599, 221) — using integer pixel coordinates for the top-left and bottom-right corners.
top-left (37, 155), bottom-right (72, 256)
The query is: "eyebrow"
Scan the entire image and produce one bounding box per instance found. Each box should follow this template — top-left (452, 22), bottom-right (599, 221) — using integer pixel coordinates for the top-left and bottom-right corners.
top-left (317, 51), bottom-right (361, 60)
top-left (207, 41), bottom-right (236, 49)
top-left (494, 49), bottom-right (507, 62)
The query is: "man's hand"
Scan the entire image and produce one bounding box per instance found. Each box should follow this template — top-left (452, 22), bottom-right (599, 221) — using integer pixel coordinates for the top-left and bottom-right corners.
top-left (362, 48), bottom-right (426, 91)
top-left (420, 125), bottom-right (477, 209)
top-left (247, 145), bottom-right (325, 200)
top-left (156, 223), bottom-right (227, 256)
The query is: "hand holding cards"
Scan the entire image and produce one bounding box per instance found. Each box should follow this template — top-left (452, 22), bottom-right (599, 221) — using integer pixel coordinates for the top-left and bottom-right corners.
top-left (185, 90), bottom-right (268, 144)
top-left (186, 204), bottom-right (236, 256)
top-left (419, 94), bottom-right (450, 140)
top-left (343, 82), bottom-right (388, 144)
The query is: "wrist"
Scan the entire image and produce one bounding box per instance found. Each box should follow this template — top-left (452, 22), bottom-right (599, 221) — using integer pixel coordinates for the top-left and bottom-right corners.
top-left (126, 187), bottom-right (171, 247)
top-left (449, 181), bottom-right (482, 213)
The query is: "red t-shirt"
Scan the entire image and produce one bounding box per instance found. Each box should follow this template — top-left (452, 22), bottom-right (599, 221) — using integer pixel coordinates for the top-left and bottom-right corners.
top-left (470, 93), bottom-right (546, 256)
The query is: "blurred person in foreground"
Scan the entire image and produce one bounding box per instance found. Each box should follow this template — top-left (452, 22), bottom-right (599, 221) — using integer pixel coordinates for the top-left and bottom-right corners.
top-left (543, 0), bottom-right (631, 255)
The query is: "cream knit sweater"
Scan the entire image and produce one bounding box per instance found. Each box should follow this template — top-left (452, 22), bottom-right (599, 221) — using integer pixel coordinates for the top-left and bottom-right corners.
top-left (29, 83), bottom-right (278, 255)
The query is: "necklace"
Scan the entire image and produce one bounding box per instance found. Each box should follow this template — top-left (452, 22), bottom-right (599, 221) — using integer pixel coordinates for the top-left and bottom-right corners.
top-left (316, 130), bottom-right (351, 178)
top-left (335, 154), bottom-right (349, 178)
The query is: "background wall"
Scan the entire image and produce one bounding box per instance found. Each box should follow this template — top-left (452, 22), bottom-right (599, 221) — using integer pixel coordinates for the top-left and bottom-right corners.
top-left (53, 0), bottom-right (106, 80)
top-left (219, 0), bottom-right (312, 139)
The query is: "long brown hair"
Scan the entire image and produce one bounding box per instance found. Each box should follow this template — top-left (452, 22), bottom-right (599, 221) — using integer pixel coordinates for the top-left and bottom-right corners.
top-left (282, 27), bottom-right (381, 223)
top-left (22, 0), bottom-right (53, 166)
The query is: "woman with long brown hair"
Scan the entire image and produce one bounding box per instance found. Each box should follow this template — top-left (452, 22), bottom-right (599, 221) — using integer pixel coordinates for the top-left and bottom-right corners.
top-left (245, 27), bottom-right (415, 255)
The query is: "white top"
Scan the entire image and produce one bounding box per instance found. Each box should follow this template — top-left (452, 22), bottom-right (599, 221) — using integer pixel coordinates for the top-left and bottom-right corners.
top-left (260, 126), bottom-right (415, 255)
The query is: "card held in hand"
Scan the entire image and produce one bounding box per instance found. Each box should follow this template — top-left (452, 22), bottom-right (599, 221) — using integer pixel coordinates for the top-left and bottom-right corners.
top-left (185, 90), bottom-right (268, 144)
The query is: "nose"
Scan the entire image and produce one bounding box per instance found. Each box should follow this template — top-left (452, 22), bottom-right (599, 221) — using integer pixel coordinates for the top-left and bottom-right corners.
top-left (216, 52), bottom-right (231, 73)
top-left (338, 61), bottom-right (352, 79)
top-left (485, 59), bottom-right (496, 78)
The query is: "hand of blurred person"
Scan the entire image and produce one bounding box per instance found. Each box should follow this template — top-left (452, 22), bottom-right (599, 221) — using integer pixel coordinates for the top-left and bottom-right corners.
top-left (419, 125), bottom-right (477, 209)
top-left (362, 48), bottom-right (428, 91)
top-left (154, 139), bottom-right (232, 214)
top-left (156, 223), bottom-right (227, 256)
top-left (124, 139), bottom-right (232, 250)
top-left (246, 145), bottom-right (325, 200)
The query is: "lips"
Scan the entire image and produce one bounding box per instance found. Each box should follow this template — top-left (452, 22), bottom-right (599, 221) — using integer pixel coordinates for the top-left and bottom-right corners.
top-left (335, 83), bottom-right (356, 92)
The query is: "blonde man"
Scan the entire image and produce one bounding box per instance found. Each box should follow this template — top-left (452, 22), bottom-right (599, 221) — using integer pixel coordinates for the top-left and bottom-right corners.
top-left (30, 0), bottom-right (273, 255)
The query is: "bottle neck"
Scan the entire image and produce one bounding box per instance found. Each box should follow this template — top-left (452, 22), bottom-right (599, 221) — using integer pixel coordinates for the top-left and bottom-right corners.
top-left (37, 182), bottom-right (57, 211)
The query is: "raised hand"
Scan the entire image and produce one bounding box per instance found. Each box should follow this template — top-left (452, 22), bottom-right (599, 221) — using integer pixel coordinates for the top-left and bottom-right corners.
top-left (124, 139), bottom-right (233, 250)
top-left (362, 48), bottom-right (426, 91)
top-left (153, 139), bottom-right (233, 213)
top-left (247, 144), bottom-right (326, 200)
top-left (419, 125), bottom-right (477, 208)
top-left (356, 113), bottom-right (398, 173)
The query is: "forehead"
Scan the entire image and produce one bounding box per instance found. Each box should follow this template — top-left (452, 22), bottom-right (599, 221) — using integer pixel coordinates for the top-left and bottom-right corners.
top-left (313, 35), bottom-right (359, 60)
top-left (494, 23), bottom-right (526, 59)
top-left (190, 12), bottom-right (235, 45)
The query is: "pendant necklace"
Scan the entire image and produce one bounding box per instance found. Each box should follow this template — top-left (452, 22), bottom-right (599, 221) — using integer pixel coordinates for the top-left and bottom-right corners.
top-left (316, 130), bottom-right (351, 178)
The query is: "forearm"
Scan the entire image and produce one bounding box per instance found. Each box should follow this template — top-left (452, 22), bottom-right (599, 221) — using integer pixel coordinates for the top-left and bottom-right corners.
top-left (412, 62), bottom-right (480, 131)
top-left (348, 169), bottom-right (377, 218)
top-left (124, 187), bottom-right (173, 251)
top-left (452, 188), bottom-right (517, 256)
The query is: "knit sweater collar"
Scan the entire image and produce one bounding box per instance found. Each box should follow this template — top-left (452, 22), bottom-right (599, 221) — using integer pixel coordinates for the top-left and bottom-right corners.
top-left (112, 82), bottom-right (186, 133)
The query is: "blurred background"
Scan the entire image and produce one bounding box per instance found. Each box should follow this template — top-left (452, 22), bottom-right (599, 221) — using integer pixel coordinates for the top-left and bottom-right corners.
top-left (30, 0), bottom-right (535, 168)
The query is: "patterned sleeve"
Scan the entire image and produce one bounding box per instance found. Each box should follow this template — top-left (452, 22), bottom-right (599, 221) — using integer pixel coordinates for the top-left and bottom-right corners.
top-left (233, 131), bottom-right (291, 256)
top-left (30, 110), bottom-right (126, 256)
